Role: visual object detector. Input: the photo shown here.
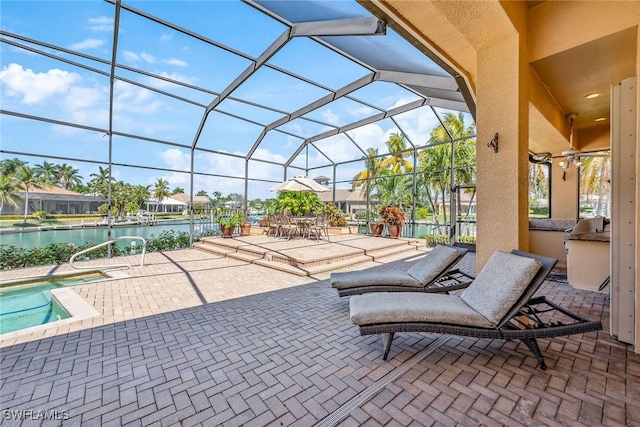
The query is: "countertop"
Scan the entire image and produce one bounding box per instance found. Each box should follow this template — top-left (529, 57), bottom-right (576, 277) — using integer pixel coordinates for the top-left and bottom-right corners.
top-left (566, 231), bottom-right (610, 242)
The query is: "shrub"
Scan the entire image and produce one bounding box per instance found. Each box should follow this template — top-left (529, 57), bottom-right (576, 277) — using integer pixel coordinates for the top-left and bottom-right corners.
top-left (419, 234), bottom-right (450, 247)
top-left (328, 214), bottom-right (347, 227)
top-left (379, 206), bottom-right (405, 225)
top-left (0, 230), bottom-right (193, 270)
top-left (32, 211), bottom-right (48, 220)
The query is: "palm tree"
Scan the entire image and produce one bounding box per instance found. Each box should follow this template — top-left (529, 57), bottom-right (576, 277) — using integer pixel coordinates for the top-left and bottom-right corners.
top-left (56, 163), bottom-right (83, 190)
top-left (379, 132), bottom-right (413, 174)
top-left (0, 174), bottom-right (22, 213)
top-left (0, 158), bottom-right (27, 176)
top-left (417, 112), bottom-right (476, 226)
top-left (133, 185), bottom-right (151, 209)
top-left (352, 148), bottom-right (384, 196)
top-left (153, 178), bottom-right (170, 212)
top-left (528, 163), bottom-right (549, 212)
top-left (88, 166), bottom-right (112, 196)
top-left (34, 161), bottom-right (58, 187)
top-left (580, 156), bottom-right (611, 217)
top-left (17, 166), bottom-right (45, 222)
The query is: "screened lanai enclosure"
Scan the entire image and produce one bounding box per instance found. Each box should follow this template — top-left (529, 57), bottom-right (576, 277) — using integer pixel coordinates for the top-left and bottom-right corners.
top-left (0, 0), bottom-right (477, 243)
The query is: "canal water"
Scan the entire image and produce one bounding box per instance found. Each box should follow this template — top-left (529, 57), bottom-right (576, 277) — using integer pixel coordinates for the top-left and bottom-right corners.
top-left (0, 221), bottom-right (197, 247)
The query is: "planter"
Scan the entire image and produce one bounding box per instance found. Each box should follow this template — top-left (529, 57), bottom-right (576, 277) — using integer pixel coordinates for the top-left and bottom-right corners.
top-left (220, 225), bottom-right (235, 238)
top-left (240, 224), bottom-right (251, 236)
top-left (370, 223), bottom-right (383, 237)
top-left (387, 224), bottom-right (403, 239)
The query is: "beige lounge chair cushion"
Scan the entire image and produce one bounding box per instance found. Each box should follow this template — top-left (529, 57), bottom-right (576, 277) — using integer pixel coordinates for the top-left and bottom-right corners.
top-left (331, 270), bottom-right (421, 290)
top-left (460, 251), bottom-right (542, 325)
top-left (406, 245), bottom-right (461, 285)
top-left (350, 292), bottom-right (494, 328)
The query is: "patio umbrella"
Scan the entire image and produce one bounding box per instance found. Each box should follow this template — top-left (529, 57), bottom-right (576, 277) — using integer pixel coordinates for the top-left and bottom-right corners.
top-left (269, 175), bottom-right (330, 193)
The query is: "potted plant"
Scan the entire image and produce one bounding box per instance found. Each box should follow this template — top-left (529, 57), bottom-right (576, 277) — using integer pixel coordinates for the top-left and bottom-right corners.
top-left (240, 210), bottom-right (251, 236)
top-left (379, 205), bottom-right (405, 239)
top-left (218, 210), bottom-right (243, 238)
top-left (368, 206), bottom-right (383, 237)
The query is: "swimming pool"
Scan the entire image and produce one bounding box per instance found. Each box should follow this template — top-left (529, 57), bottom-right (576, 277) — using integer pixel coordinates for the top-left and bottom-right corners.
top-left (0, 271), bottom-right (107, 335)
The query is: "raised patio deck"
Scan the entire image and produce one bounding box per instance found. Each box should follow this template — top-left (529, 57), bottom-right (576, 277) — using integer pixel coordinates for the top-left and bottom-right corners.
top-left (194, 234), bottom-right (425, 276)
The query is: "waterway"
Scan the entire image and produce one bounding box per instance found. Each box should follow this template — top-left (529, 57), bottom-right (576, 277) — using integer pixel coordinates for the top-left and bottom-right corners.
top-left (0, 221), bottom-right (197, 247)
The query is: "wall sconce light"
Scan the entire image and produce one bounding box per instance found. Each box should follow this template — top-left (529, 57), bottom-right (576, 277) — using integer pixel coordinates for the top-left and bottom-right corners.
top-left (487, 133), bottom-right (498, 153)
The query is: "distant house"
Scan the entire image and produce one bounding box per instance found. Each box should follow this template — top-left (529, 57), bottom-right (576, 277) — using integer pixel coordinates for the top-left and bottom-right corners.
top-left (146, 196), bottom-right (189, 213)
top-left (170, 193), bottom-right (213, 210)
top-left (313, 175), bottom-right (331, 186)
top-left (1, 186), bottom-right (107, 215)
top-left (315, 189), bottom-right (376, 215)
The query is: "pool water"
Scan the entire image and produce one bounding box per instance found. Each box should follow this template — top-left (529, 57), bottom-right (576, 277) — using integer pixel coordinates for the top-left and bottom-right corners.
top-left (0, 272), bottom-right (106, 335)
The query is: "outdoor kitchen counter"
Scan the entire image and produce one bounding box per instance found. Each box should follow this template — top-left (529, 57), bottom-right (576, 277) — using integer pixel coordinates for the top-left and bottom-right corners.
top-left (566, 230), bottom-right (610, 242)
top-left (566, 222), bottom-right (610, 292)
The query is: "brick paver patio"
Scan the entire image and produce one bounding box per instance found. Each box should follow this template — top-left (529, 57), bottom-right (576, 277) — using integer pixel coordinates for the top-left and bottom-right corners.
top-left (0, 246), bottom-right (637, 426)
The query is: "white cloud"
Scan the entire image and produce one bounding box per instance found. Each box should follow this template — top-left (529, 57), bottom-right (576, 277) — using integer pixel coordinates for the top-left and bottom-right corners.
top-left (160, 33), bottom-right (173, 42)
top-left (122, 51), bottom-right (140, 62)
top-left (140, 53), bottom-right (156, 64)
top-left (87, 16), bottom-right (113, 32)
top-left (147, 71), bottom-right (197, 88)
top-left (0, 63), bottom-right (80, 104)
top-left (321, 108), bottom-right (340, 126)
top-left (163, 58), bottom-right (188, 67)
top-left (160, 148), bottom-right (191, 170)
top-left (69, 38), bottom-right (106, 50)
top-left (64, 86), bottom-right (103, 110)
top-left (113, 81), bottom-right (162, 114)
top-left (120, 51), bottom-right (156, 64)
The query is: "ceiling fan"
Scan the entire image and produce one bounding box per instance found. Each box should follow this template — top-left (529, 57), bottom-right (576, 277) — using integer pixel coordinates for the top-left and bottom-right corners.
top-left (553, 113), bottom-right (610, 169)
top-left (558, 113), bottom-right (582, 169)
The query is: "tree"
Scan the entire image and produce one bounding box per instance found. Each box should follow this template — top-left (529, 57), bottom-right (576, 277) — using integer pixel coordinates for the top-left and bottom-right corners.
top-left (417, 112), bottom-right (476, 227)
top-left (171, 187), bottom-right (185, 195)
top-left (133, 185), bottom-right (151, 209)
top-left (196, 190), bottom-right (208, 197)
top-left (580, 156), bottom-right (611, 217)
top-left (0, 174), bottom-right (22, 213)
top-left (17, 166), bottom-right (45, 222)
top-left (0, 158), bottom-right (27, 176)
top-left (153, 178), bottom-right (170, 212)
top-left (88, 166), bottom-right (112, 196)
top-left (379, 132), bottom-right (413, 174)
top-left (352, 147), bottom-right (383, 196)
top-left (56, 163), bottom-right (83, 190)
top-left (34, 161), bottom-right (58, 186)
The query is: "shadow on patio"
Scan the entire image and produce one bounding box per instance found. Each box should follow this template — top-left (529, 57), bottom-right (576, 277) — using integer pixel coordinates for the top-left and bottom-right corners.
top-left (0, 250), bottom-right (636, 426)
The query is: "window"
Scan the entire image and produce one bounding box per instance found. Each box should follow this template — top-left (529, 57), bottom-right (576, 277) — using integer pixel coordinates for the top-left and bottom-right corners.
top-left (578, 153), bottom-right (611, 218)
top-left (529, 160), bottom-right (551, 218)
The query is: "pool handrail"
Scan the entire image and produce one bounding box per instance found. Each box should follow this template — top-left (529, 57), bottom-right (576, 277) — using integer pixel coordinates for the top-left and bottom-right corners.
top-left (69, 236), bottom-right (146, 271)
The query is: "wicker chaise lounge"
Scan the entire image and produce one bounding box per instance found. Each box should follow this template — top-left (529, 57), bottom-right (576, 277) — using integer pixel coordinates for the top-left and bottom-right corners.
top-left (349, 250), bottom-right (602, 370)
top-left (331, 245), bottom-right (473, 297)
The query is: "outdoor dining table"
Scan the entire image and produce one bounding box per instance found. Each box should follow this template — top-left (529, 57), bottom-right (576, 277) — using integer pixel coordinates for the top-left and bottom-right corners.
top-left (289, 217), bottom-right (316, 239)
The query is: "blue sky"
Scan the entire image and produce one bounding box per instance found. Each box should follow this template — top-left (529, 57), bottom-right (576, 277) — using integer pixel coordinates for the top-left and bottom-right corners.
top-left (0, 0), bottom-right (473, 199)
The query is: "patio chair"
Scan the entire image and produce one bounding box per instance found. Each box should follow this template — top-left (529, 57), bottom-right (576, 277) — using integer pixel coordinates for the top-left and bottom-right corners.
top-left (278, 215), bottom-right (298, 240)
top-left (266, 214), bottom-right (281, 237)
top-left (331, 245), bottom-right (472, 297)
top-left (308, 214), bottom-right (330, 242)
top-left (349, 250), bottom-right (602, 370)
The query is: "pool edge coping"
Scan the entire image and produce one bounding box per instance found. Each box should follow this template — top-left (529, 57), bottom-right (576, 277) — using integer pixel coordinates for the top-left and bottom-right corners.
top-left (0, 288), bottom-right (101, 341)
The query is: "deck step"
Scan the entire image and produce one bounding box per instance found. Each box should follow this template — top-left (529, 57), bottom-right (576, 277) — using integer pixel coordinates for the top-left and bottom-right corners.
top-left (368, 244), bottom-right (419, 261)
top-left (254, 254), bottom-right (373, 276)
top-left (226, 251), bottom-right (263, 263)
top-left (193, 235), bottom-right (424, 276)
top-left (193, 243), bottom-right (233, 257)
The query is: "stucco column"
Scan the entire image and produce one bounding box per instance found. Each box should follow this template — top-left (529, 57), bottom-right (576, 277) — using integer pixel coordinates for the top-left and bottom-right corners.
top-left (475, 33), bottom-right (529, 267)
